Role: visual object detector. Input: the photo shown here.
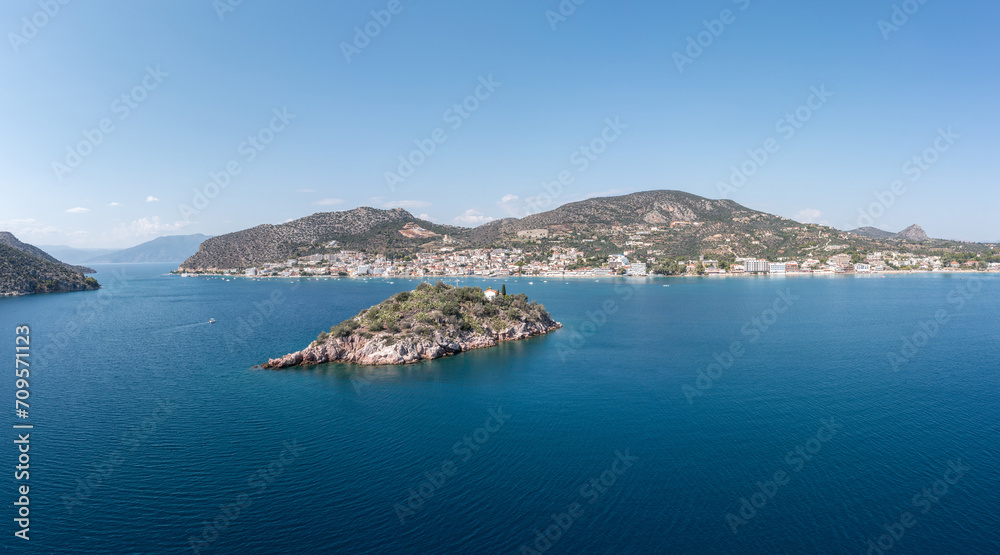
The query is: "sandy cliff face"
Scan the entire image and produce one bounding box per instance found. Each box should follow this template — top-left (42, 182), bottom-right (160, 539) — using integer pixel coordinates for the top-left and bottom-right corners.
top-left (262, 319), bottom-right (560, 368)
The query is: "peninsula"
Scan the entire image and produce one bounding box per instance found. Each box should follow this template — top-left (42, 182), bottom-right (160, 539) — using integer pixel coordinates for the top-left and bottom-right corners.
top-left (261, 282), bottom-right (560, 368)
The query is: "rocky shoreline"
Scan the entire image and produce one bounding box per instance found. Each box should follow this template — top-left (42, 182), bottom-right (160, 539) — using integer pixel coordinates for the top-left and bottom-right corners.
top-left (260, 282), bottom-right (561, 368)
top-left (261, 319), bottom-right (560, 368)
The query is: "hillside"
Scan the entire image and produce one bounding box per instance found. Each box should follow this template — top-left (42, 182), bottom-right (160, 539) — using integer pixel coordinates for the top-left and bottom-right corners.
top-left (0, 231), bottom-right (95, 274)
top-left (262, 281), bottom-right (560, 367)
top-left (848, 224), bottom-right (929, 242)
top-left (179, 190), bottom-right (998, 270)
top-left (462, 190), bottom-right (781, 253)
top-left (0, 242), bottom-right (100, 295)
top-left (180, 208), bottom-right (463, 270)
top-left (461, 192), bottom-right (993, 263)
top-left (87, 234), bottom-right (210, 263)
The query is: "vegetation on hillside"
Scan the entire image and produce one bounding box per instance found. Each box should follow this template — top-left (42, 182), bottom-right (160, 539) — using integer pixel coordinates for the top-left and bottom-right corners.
top-left (0, 243), bottom-right (100, 295)
top-left (179, 191), bottom-right (1000, 271)
top-left (312, 281), bottom-right (553, 347)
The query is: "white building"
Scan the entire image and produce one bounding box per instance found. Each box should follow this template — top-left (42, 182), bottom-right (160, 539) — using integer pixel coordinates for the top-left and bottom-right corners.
top-left (746, 259), bottom-right (769, 273)
top-left (769, 263), bottom-right (786, 274)
top-left (484, 287), bottom-right (498, 301)
top-left (855, 263), bottom-right (871, 273)
top-left (626, 263), bottom-right (648, 276)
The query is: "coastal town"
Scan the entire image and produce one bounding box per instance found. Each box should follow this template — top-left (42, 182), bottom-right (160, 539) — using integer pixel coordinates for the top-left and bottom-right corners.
top-left (180, 243), bottom-right (1000, 279)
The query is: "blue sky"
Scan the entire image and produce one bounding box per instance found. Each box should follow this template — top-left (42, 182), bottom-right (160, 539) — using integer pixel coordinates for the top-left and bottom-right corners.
top-left (1, 0), bottom-right (997, 248)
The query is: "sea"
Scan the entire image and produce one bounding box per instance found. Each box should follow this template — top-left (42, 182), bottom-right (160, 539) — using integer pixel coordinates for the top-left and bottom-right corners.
top-left (1, 264), bottom-right (998, 554)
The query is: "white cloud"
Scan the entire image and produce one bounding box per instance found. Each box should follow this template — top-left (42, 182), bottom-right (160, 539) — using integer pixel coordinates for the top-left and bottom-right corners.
top-left (794, 208), bottom-right (822, 223)
top-left (453, 209), bottom-right (494, 226)
top-left (146, 196), bottom-right (160, 203)
top-left (496, 194), bottom-right (527, 217)
top-left (65, 207), bottom-right (89, 213)
top-left (111, 217), bottom-right (190, 241)
top-left (296, 188), bottom-right (316, 193)
top-left (382, 200), bottom-right (431, 209)
top-left (313, 198), bottom-right (344, 206)
top-left (108, 202), bottom-right (121, 207)
top-left (0, 218), bottom-right (61, 237)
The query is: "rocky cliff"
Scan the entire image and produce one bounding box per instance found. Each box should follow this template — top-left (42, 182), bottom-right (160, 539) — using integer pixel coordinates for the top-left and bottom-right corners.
top-left (261, 282), bottom-right (560, 367)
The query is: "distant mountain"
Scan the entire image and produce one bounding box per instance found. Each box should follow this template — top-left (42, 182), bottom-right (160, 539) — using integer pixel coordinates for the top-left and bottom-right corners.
top-left (896, 224), bottom-right (929, 242)
top-left (0, 234), bottom-right (100, 295)
top-left (848, 224), bottom-right (928, 242)
top-left (0, 232), bottom-right (95, 274)
top-left (37, 245), bottom-right (117, 264)
top-left (180, 208), bottom-right (462, 270)
top-left (846, 227), bottom-right (895, 240)
top-left (86, 234), bottom-right (211, 263)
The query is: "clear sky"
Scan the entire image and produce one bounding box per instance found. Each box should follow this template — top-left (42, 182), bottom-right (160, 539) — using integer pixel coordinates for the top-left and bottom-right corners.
top-left (1, 0), bottom-right (997, 248)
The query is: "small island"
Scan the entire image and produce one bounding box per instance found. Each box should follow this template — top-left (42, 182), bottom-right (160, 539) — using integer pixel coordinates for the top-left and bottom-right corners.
top-left (261, 281), bottom-right (561, 368)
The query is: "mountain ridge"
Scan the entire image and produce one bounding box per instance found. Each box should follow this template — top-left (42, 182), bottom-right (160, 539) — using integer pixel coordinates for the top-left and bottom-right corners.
top-left (181, 207), bottom-right (463, 270)
top-left (0, 231), bottom-right (95, 274)
top-left (0, 233), bottom-right (100, 295)
top-left (86, 234), bottom-right (211, 263)
top-left (848, 224), bottom-right (929, 242)
top-left (178, 190), bottom-right (995, 270)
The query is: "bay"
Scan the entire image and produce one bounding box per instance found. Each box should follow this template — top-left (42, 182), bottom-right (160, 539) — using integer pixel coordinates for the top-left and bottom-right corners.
top-left (2, 264), bottom-right (998, 553)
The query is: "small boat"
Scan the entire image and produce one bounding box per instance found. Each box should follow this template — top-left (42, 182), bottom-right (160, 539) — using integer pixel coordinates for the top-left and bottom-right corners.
top-left (209, 319), bottom-right (216, 324)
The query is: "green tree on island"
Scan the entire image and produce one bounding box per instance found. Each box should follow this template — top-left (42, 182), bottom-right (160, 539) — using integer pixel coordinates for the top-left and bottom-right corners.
top-left (501, 284), bottom-right (506, 297)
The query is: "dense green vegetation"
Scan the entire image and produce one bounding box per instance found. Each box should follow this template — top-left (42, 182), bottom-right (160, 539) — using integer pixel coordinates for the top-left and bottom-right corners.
top-left (313, 281), bottom-right (553, 346)
top-left (0, 243), bottom-right (100, 295)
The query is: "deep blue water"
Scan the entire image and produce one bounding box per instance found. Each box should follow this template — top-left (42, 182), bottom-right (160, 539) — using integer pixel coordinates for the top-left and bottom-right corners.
top-left (1, 264), bottom-right (998, 554)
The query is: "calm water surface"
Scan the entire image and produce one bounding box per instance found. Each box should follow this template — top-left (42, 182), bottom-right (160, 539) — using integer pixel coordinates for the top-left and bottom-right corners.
top-left (1, 264), bottom-right (998, 554)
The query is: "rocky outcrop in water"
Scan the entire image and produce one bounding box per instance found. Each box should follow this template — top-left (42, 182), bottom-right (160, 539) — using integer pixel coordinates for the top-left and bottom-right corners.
top-left (261, 282), bottom-right (560, 368)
